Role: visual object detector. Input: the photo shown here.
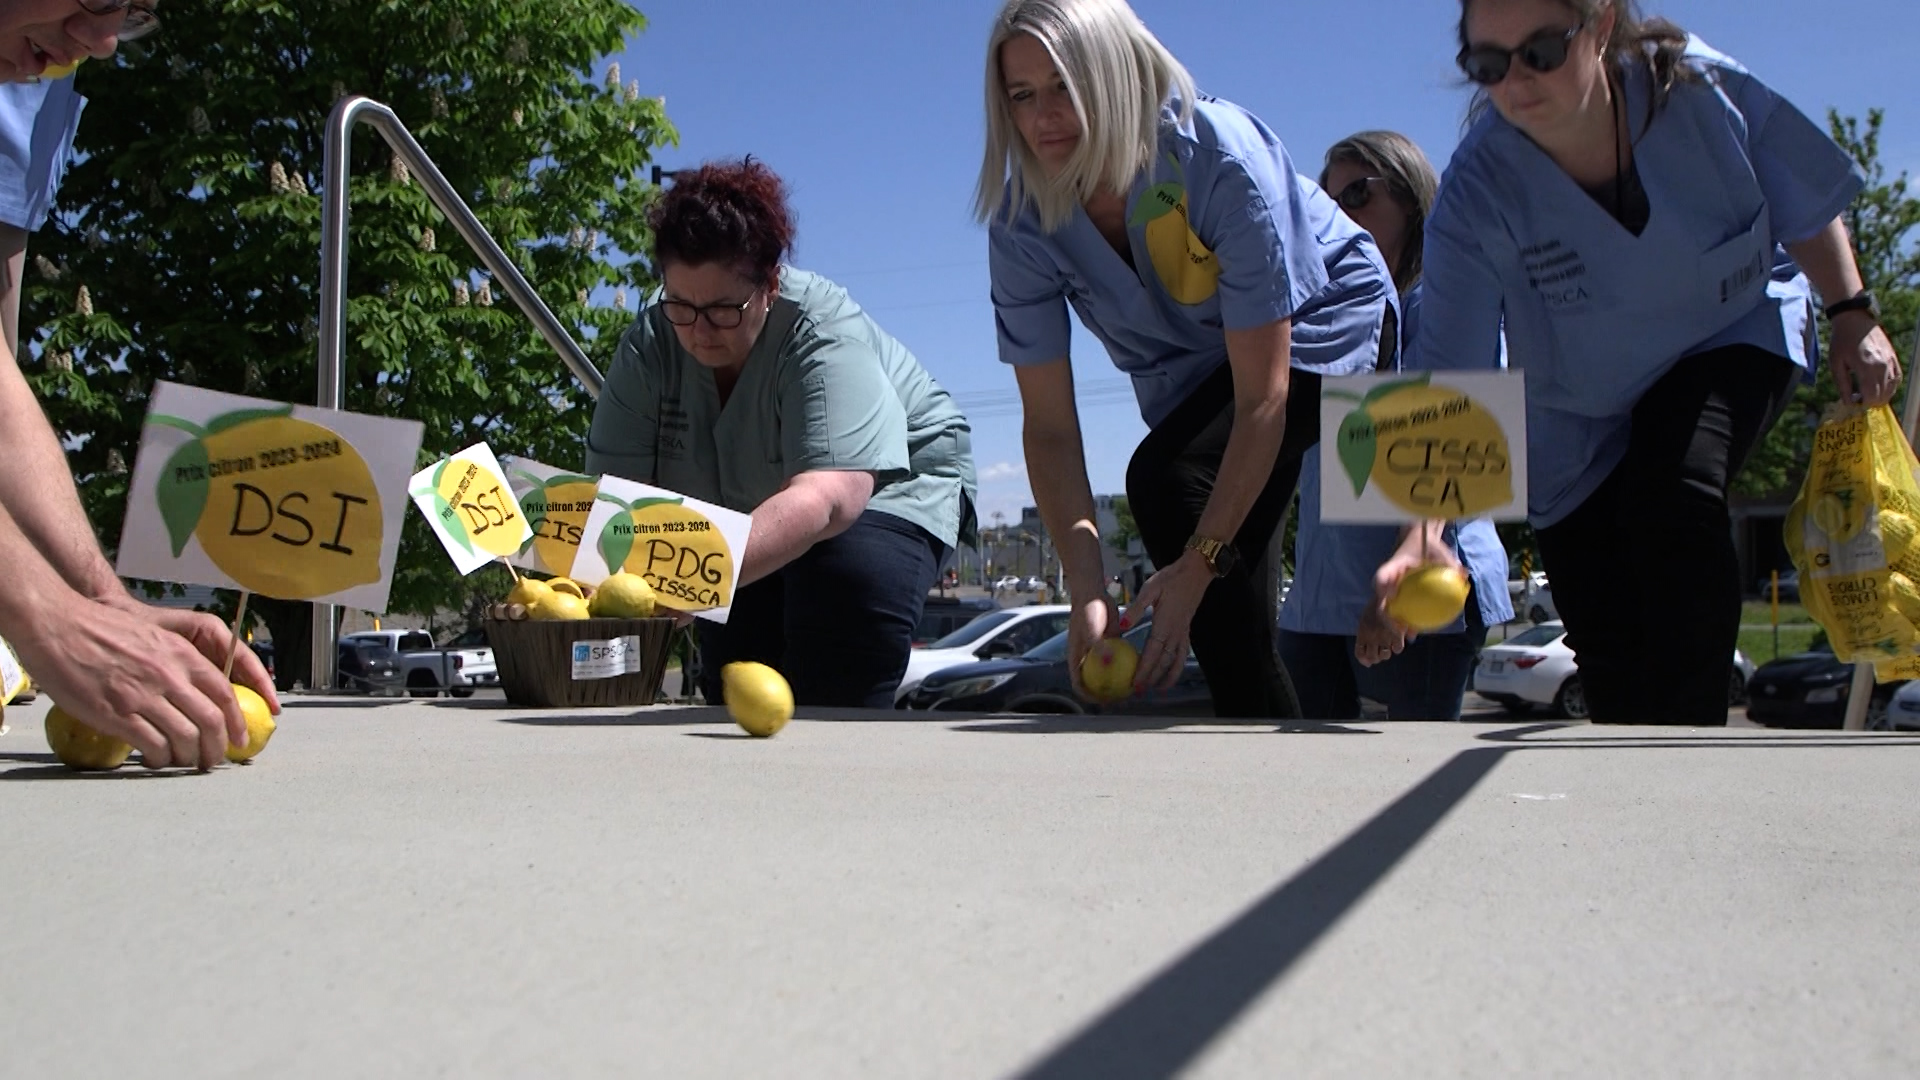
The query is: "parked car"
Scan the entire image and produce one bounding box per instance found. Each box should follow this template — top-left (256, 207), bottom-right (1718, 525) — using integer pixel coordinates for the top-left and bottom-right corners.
top-left (340, 629), bottom-right (496, 698)
top-left (1746, 644), bottom-right (1906, 730)
top-left (1878, 680), bottom-right (1920, 731)
top-left (1521, 576), bottom-right (1557, 624)
top-left (893, 605), bottom-right (1070, 703)
top-left (336, 640), bottom-right (405, 695)
top-left (1755, 569), bottom-right (1800, 603)
top-left (900, 619), bottom-right (1211, 715)
top-left (992, 575), bottom-right (1023, 592)
top-left (1473, 622), bottom-right (1754, 719)
top-left (1021, 576), bottom-right (1047, 593)
top-left (914, 595), bottom-right (999, 647)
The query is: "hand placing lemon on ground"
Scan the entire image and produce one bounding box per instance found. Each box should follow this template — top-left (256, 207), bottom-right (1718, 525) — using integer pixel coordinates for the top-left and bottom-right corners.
top-left (47, 684), bottom-right (275, 771)
top-left (225, 685), bottom-right (277, 763)
top-left (722, 662), bottom-right (793, 737)
top-left (1079, 637), bottom-right (1140, 703)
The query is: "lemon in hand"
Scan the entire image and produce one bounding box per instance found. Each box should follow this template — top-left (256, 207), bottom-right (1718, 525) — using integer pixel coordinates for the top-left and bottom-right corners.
top-left (1079, 637), bottom-right (1139, 703)
top-left (1385, 564), bottom-right (1471, 632)
top-left (722, 662), bottom-right (793, 737)
top-left (45, 706), bottom-right (133, 771)
top-left (224, 684), bottom-right (277, 763)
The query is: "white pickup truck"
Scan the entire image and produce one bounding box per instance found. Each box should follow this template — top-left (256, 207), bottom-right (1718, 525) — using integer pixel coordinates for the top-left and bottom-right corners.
top-left (339, 629), bottom-right (497, 698)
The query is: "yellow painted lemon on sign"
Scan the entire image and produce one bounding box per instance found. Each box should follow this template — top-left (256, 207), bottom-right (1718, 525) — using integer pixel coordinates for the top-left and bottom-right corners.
top-left (153, 406), bottom-right (384, 598)
top-left (514, 471), bottom-right (598, 574)
top-left (1329, 377), bottom-right (1513, 519)
top-left (597, 495), bottom-right (734, 612)
top-left (418, 458), bottom-right (524, 558)
top-left (1130, 153), bottom-right (1219, 305)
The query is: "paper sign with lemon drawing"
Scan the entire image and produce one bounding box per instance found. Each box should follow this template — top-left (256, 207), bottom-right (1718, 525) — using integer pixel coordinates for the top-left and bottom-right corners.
top-left (1130, 152), bottom-right (1219, 305)
top-left (116, 381), bottom-right (424, 611)
top-left (0, 636), bottom-right (27, 707)
top-left (407, 443), bottom-right (532, 576)
top-left (568, 474), bottom-right (752, 624)
top-left (1317, 371), bottom-right (1528, 523)
top-left (497, 456), bottom-right (600, 576)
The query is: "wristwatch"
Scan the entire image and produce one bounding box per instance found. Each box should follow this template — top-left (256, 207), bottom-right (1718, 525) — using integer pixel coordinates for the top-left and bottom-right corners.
top-left (1184, 534), bottom-right (1238, 578)
top-left (1823, 289), bottom-right (1880, 323)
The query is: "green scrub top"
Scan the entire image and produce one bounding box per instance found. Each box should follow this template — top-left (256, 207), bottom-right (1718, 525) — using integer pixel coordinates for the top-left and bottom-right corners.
top-left (585, 266), bottom-right (978, 550)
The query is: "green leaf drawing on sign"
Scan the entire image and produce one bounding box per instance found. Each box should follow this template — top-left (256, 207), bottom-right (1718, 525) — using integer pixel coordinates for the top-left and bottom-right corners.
top-left (148, 414), bottom-right (208, 439)
top-left (599, 514), bottom-right (634, 572)
top-left (1322, 389), bottom-right (1365, 404)
top-left (1337, 408), bottom-right (1377, 498)
top-left (436, 492), bottom-right (474, 556)
top-left (156, 438), bottom-right (209, 558)
top-left (549, 474), bottom-right (596, 486)
top-left (205, 404), bottom-right (294, 435)
top-left (431, 459), bottom-right (449, 490)
top-left (628, 497), bottom-right (683, 512)
top-left (597, 492), bottom-right (633, 513)
top-left (1362, 373), bottom-right (1431, 408)
top-left (1128, 182), bottom-right (1184, 227)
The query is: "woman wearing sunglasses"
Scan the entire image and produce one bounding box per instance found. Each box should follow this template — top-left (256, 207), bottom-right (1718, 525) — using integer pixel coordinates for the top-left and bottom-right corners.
top-left (1373, 0), bottom-right (1900, 725)
top-left (977, 0), bottom-right (1396, 718)
top-left (1278, 132), bottom-right (1513, 720)
top-left (587, 159), bottom-right (977, 709)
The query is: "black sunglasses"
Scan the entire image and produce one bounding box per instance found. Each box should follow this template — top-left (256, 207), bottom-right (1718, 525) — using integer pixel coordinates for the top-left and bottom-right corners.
top-left (1334, 176), bottom-right (1384, 213)
top-left (1458, 22), bottom-right (1585, 86)
top-left (74, 0), bottom-right (160, 43)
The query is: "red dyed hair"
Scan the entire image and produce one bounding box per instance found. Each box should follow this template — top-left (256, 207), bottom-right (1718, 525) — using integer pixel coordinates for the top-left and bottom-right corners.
top-left (648, 158), bottom-right (796, 291)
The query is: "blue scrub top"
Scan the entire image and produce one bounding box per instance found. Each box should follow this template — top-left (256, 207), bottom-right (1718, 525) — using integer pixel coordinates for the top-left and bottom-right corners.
top-left (989, 95), bottom-right (1396, 427)
top-left (0, 79), bottom-right (83, 231)
top-left (1281, 286), bottom-right (1514, 637)
top-left (1410, 38), bottom-right (1861, 527)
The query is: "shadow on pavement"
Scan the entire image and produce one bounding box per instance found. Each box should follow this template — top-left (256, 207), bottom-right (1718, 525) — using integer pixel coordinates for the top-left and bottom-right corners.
top-left (1013, 722), bottom-right (1920, 1079)
top-left (951, 716), bottom-right (1380, 736)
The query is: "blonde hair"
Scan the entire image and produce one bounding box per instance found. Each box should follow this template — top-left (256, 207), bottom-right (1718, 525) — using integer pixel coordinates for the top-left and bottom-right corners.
top-left (1319, 131), bottom-right (1439, 293)
top-left (974, 0), bottom-right (1196, 232)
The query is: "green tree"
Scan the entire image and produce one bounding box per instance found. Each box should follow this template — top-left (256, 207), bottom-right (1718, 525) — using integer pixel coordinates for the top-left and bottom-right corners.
top-left (1736, 109), bottom-right (1919, 498)
top-left (23, 0), bottom-right (675, 687)
top-left (1108, 495), bottom-right (1139, 557)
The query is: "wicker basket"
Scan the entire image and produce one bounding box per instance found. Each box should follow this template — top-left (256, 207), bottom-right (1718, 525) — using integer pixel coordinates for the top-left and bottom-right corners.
top-left (486, 615), bottom-right (677, 708)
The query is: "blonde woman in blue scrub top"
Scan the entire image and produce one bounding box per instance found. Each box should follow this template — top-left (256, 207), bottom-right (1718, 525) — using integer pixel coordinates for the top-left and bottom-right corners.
top-left (1376, 0), bottom-right (1902, 726)
top-left (977, 0), bottom-right (1397, 719)
top-left (1278, 132), bottom-right (1513, 721)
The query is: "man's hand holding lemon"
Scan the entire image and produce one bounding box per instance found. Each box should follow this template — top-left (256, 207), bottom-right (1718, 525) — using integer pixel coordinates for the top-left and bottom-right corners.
top-left (1368, 520), bottom-right (1469, 667)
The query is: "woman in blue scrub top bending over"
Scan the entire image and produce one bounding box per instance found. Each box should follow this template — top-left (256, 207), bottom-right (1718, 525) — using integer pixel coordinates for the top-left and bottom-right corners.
top-left (1376, 0), bottom-right (1903, 725)
top-left (587, 160), bottom-right (978, 709)
top-left (977, 0), bottom-right (1397, 719)
top-left (1279, 132), bottom-right (1513, 720)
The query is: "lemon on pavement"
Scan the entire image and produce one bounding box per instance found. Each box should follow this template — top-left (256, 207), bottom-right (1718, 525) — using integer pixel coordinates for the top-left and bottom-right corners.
top-left (45, 706), bottom-right (133, 771)
top-left (1385, 564), bottom-right (1471, 632)
top-left (588, 571), bottom-right (656, 618)
top-left (1079, 637), bottom-right (1139, 703)
top-left (722, 662), bottom-right (793, 737)
top-left (225, 684), bottom-right (277, 763)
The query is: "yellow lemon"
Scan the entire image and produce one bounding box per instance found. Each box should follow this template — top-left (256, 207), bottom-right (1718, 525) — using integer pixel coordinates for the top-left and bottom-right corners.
top-left (722, 662), bottom-right (793, 737)
top-left (1385, 564), bottom-right (1471, 632)
top-left (45, 706), bottom-right (132, 771)
top-left (528, 591), bottom-right (591, 621)
top-left (1811, 491), bottom-right (1863, 541)
top-left (154, 407), bottom-right (384, 598)
top-left (428, 459), bottom-right (524, 558)
top-left (1333, 381), bottom-right (1513, 519)
top-left (588, 571), bottom-right (656, 618)
top-left (224, 684), bottom-right (277, 763)
top-left (598, 496), bottom-right (734, 613)
top-left (40, 58), bottom-right (82, 79)
top-left (1079, 637), bottom-right (1140, 703)
top-left (545, 577), bottom-right (587, 600)
top-left (505, 576), bottom-right (552, 608)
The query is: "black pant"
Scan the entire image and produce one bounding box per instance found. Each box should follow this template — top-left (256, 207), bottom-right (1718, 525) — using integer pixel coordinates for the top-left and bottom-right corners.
top-left (1536, 346), bottom-right (1799, 725)
top-left (1277, 584), bottom-right (1488, 720)
top-left (697, 510), bottom-right (945, 709)
top-left (1128, 363), bottom-right (1322, 719)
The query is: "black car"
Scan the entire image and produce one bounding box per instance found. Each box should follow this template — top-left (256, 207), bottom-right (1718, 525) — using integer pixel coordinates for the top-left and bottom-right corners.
top-left (900, 621), bottom-right (1211, 716)
top-left (914, 595), bottom-right (999, 646)
top-left (337, 641), bottom-right (404, 694)
top-left (1745, 644), bottom-right (1900, 729)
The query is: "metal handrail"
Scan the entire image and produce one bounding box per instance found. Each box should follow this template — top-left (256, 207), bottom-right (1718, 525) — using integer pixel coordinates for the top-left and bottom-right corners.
top-left (311, 96), bottom-right (605, 692)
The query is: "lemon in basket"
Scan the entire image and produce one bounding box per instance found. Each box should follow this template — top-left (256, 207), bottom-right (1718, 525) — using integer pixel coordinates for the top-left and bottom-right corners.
top-left (528, 590), bottom-right (590, 621)
top-left (588, 572), bottom-right (656, 618)
top-left (722, 662), bottom-right (793, 737)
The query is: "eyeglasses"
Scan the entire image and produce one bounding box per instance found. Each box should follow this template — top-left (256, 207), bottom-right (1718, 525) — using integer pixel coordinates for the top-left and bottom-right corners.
top-left (1335, 176), bottom-right (1384, 213)
top-left (73, 0), bottom-right (161, 43)
top-left (1457, 22), bottom-right (1585, 86)
top-left (659, 294), bottom-right (756, 329)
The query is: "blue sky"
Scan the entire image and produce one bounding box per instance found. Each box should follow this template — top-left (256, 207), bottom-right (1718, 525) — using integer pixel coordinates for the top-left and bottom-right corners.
top-left (608, 0), bottom-right (1920, 529)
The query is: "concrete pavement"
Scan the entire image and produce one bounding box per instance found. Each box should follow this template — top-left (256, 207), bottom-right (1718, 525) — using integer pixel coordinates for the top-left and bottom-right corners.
top-left (3, 697), bottom-right (1917, 1078)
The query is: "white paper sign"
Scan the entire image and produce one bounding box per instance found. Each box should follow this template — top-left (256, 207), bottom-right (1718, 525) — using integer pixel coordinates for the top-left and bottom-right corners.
top-left (117, 382), bottom-right (424, 611)
top-left (407, 443), bottom-right (533, 576)
top-left (569, 475), bottom-right (753, 624)
top-left (498, 456), bottom-right (599, 575)
top-left (571, 635), bottom-right (642, 680)
top-left (1318, 371), bottom-right (1528, 524)
top-left (0, 636), bottom-right (27, 707)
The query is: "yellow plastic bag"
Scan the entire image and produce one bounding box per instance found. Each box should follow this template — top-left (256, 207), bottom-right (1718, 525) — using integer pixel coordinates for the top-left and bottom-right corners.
top-left (1787, 405), bottom-right (1920, 674)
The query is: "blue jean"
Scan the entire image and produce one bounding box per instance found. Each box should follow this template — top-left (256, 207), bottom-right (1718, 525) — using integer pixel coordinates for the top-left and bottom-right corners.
top-left (1276, 597), bottom-right (1487, 721)
top-left (697, 510), bottom-right (945, 709)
